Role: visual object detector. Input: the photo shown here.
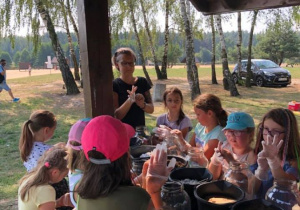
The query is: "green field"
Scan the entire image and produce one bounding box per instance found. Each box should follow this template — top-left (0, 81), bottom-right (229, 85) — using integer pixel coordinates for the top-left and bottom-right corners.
top-left (1, 66), bottom-right (300, 206)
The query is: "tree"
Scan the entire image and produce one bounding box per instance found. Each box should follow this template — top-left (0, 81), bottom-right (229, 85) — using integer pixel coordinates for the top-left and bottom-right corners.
top-left (180, 0), bottom-right (201, 100)
top-left (236, 12), bottom-right (242, 85)
top-left (34, 0), bottom-right (80, 95)
top-left (255, 17), bottom-right (300, 65)
top-left (245, 10), bottom-right (258, 87)
top-left (210, 15), bottom-right (218, 84)
top-left (34, 43), bottom-right (55, 67)
top-left (20, 49), bottom-right (31, 62)
top-left (215, 14), bottom-right (239, 96)
top-left (13, 51), bottom-right (21, 66)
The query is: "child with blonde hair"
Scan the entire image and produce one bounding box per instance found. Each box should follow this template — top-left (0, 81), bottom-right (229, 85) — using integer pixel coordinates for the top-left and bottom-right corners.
top-left (18, 147), bottom-right (70, 210)
top-left (19, 110), bottom-right (71, 210)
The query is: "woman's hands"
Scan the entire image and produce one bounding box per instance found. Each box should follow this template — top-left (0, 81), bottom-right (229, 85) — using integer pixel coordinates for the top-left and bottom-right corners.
top-left (127, 85), bottom-right (146, 109)
top-left (127, 85), bottom-right (137, 103)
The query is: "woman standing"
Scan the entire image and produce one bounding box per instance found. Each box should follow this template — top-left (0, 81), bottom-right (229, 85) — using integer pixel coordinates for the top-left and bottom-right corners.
top-left (112, 47), bottom-right (154, 128)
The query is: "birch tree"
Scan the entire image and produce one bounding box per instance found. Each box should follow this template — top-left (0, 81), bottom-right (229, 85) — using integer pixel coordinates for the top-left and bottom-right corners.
top-left (180, 0), bottom-right (200, 99)
top-left (210, 15), bottom-right (217, 84)
top-left (236, 12), bottom-right (242, 85)
top-left (215, 14), bottom-right (239, 96)
top-left (246, 10), bottom-right (258, 87)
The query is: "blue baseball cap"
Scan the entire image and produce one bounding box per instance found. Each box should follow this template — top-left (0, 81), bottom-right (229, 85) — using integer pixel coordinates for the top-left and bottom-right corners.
top-left (223, 112), bottom-right (255, 130)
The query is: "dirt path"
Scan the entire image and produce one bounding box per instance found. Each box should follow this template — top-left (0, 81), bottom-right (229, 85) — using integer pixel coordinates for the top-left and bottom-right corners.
top-left (6, 69), bottom-right (61, 79)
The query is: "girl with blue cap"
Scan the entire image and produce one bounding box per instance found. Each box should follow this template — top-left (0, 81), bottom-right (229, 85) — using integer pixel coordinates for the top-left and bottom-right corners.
top-left (208, 112), bottom-right (257, 180)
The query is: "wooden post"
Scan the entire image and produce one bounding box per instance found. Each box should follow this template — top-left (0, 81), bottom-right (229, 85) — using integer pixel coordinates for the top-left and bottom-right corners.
top-left (77, 0), bottom-right (114, 117)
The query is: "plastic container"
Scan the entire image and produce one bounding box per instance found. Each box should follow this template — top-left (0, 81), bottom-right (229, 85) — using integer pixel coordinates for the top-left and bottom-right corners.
top-left (288, 101), bottom-right (300, 111)
top-left (161, 181), bottom-right (191, 210)
top-left (194, 180), bottom-right (244, 210)
top-left (169, 168), bottom-right (213, 210)
top-left (224, 161), bottom-right (255, 200)
top-left (231, 199), bottom-right (284, 210)
top-left (130, 145), bottom-right (155, 176)
top-left (187, 147), bottom-right (208, 168)
top-left (167, 155), bottom-right (188, 169)
top-left (265, 179), bottom-right (300, 210)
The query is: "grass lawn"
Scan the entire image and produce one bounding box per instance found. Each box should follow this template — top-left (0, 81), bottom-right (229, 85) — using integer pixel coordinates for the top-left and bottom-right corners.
top-left (1, 65), bottom-right (300, 207)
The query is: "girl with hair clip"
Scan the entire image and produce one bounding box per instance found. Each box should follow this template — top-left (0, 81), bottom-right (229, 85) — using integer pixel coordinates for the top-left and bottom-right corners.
top-left (19, 110), bottom-right (71, 210)
top-left (156, 87), bottom-right (192, 140)
top-left (18, 147), bottom-right (70, 210)
top-left (76, 115), bottom-right (174, 210)
top-left (172, 93), bottom-right (228, 160)
top-left (112, 47), bottom-right (154, 129)
top-left (253, 108), bottom-right (300, 199)
top-left (66, 118), bottom-right (91, 209)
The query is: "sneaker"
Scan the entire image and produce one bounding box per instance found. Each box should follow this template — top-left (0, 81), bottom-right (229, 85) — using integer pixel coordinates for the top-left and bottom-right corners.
top-left (13, 98), bottom-right (20, 102)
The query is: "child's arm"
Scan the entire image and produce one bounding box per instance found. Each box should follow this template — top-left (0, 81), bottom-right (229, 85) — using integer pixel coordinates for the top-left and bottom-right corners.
top-left (181, 127), bottom-right (190, 141)
top-left (39, 201), bottom-right (55, 210)
top-left (203, 139), bottom-right (219, 160)
top-left (189, 133), bottom-right (196, 147)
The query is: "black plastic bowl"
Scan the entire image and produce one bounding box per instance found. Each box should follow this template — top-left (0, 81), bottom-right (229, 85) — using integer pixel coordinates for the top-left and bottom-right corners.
top-left (169, 168), bottom-right (213, 210)
top-left (231, 199), bottom-right (284, 210)
top-left (130, 145), bottom-right (155, 159)
top-left (194, 180), bottom-right (244, 210)
top-left (167, 155), bottom-right (188, 169)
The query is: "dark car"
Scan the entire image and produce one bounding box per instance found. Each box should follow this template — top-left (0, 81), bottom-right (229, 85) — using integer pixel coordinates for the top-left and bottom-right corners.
top-left (232, 59), bottom-right (291, 87)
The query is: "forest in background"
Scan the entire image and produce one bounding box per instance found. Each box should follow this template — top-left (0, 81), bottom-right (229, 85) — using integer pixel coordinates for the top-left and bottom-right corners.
top-left (1, 29), bottom-right (299, 69)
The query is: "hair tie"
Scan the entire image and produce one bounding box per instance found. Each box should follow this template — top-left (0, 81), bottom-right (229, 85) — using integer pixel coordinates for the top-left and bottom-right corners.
top-left (44, 162), bottom-right (51, 168)
top-left (27, 120), bottom-right (32, 124)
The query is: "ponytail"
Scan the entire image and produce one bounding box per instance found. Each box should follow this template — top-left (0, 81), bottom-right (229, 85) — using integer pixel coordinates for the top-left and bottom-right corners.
top-left (19, 110), bottom-right (56, 162)
top-left (19, 120), bottom-right (34, 162)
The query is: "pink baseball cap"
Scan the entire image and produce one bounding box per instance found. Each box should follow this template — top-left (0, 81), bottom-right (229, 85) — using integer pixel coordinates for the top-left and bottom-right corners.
top-left (81, 115), bottom-right (135, 164)
top-left (67, 118), bottom-right (91, 150)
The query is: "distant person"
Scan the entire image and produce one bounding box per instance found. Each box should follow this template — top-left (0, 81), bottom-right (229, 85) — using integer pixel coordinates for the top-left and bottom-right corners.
top-left (0, 59), bottom-right (20, 102)
top-left (28, 64), bottom-right (32, 76)
top-left (112, 47), bottom-right (154, 129)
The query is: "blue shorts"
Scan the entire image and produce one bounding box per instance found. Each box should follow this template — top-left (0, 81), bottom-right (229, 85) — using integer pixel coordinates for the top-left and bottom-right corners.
top-left (0, 80), bottom-right (11, 91)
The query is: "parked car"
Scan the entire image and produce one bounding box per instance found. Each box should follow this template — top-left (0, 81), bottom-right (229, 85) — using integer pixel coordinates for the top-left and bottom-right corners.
top-left (232, 59), bottom-right (291, 87)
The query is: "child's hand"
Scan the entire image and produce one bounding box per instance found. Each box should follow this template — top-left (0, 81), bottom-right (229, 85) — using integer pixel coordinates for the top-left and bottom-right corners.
top-left (261, 135), bottom-right (283, 170)
top-left (146, 144), bottom-right (175, 194)
top-left (254, 155), bottom-right (269, 181)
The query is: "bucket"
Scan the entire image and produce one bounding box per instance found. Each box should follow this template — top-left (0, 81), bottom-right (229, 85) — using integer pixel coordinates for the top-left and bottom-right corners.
top-left (130, 145), bottom-right (155, 176)
top-left (169, 168), bottom-right (212, 210)
top-left (231, 199), bottom-right (284, 210)
top-left (194, 180), bottom-right (244, 210)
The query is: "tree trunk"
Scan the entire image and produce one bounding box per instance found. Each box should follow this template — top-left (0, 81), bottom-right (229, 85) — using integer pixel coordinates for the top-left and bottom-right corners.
top-left (180, 0), bottom-right (201, 100)
top-left (35, 0), bottom-right (79, 95)
top-left (60, 0), bottom-right (80, 81)
top-left (216, 14), bottom-right (239, 96)
top-left (210, 15), bottom-right (218, 84)
top-left (66, 0), bottom-right (83, 86)
top-left (160, 0), bottom-right (172, 79)
top-left (246, 10), bottom-right (258, 87)
top-left (139, 0), bottom-right (164, 79)
top-left (237, 12), bottom-right (242, 85)
top-left (128, 0), bottom-right (153, 86)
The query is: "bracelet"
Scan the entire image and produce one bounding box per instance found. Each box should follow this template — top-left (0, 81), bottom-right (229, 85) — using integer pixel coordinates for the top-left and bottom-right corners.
top-left (141, 102), bottom-right (146, 110)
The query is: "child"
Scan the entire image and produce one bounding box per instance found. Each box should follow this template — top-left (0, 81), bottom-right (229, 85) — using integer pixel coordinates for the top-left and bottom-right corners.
top-left (156, 87), bottom-right (192, 140)
top-left (172, 93), bottom-right (227, 160)
top-left (76, 115), bottom-right (171, 210)
top-left (19, 110), bottom-right (71, 210)
top-left (112, 47), bottom-right (154, 129)
top-left (18, 147), bottom-right (69, 210)
top-left (28, 64), bottom-right (32, 76)
top-left (253, 108), bottom-right (300, 198)
top-left (66, 118), bottom-right (91, 209)
top-left (209, 112), bottom-right (257, 180)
